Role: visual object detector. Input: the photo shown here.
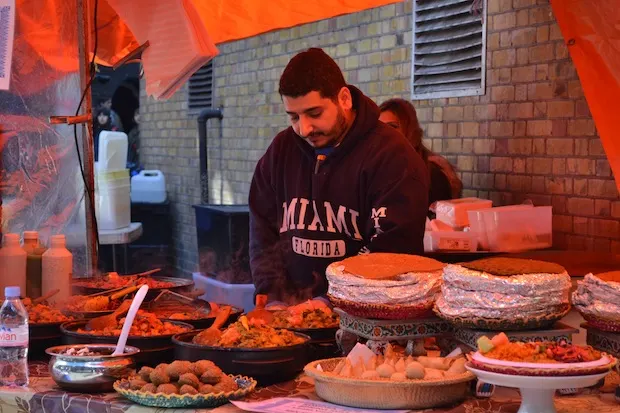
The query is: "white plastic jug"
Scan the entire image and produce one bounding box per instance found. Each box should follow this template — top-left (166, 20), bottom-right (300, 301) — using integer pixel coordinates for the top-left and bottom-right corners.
top-left (131, 170), bottom-right (167, 203)
top-left (98, 131), bottom-right (128, 171)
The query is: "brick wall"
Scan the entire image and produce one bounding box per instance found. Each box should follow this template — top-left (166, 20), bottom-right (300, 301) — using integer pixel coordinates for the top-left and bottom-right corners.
top-left (139, 83), bottom-right (202, 277)
top-left (139, 0), bottom-right (620, 275)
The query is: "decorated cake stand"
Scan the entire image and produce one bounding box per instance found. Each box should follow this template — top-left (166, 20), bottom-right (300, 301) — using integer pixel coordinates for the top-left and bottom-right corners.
top-left (466, 364), bottom-right (610, 413)
top-left (334, 308), bottom-right (455, 355)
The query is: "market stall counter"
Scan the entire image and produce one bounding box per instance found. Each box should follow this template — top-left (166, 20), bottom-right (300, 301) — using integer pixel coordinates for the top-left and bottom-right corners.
top-left (0, 361), bottom-right (617, 413)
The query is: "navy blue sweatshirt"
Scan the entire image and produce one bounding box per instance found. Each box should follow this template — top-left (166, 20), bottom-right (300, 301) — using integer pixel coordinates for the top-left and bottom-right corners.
top-left (249, 86), bottom-right (429, 302)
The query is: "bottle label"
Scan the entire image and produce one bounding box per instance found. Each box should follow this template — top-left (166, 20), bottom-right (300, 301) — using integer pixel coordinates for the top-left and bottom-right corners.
top-left (0, 325), bottom-right (28, 347)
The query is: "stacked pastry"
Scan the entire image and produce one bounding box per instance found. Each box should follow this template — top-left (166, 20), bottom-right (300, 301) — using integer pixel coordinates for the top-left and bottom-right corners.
top-left (572, 271), bottom-right (620, 330)
top-left (326, 253), bottom-right (444, 319)
top-left (435, 258), bottom-right (572, 330)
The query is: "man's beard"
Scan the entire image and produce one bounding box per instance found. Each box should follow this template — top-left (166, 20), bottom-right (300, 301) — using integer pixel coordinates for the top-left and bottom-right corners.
top-left (306, 107), bottom-right (349, 148)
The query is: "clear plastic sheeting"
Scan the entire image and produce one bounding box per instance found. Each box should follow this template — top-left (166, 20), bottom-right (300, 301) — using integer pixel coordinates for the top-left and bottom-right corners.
top-left (0, 0), bottom-right (90, 276)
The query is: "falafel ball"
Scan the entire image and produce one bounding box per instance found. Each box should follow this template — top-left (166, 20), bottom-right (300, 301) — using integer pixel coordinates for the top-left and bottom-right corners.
top-left (140, 383), bottom-right (158, 393)
top-left (214, 375), bottom-right (238, 392)
top-left (190, 360), bottom-right (216, 376)
top-left (178, 372), bottom-right (200, 388)
top-left (199, 384), bottom-right (216, 394)
top-left (199, 366), bottom-right (223, 384)
top-left (165, 360), bottom-right (192, 379)
top-left (149, 369), bottom-right (171, 386)
top-left (156, 384), bottom-right (178, 394)
top-left (138, 366), bottom-right (154, 382)
top-left (180, 384), bottom-right (199, 395)
top-left (129, 378), bottom-right (148, 390)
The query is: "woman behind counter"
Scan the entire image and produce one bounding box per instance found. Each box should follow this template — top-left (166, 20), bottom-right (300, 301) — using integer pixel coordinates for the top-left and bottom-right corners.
top-left (379, 98), bottom-right (462, 206)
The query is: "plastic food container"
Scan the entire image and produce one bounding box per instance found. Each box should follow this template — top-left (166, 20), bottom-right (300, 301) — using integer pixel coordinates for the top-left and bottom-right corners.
top-left (192, 272), bottom-right (255, 313)
top-left (95, 169), bottom-right (131, 230)
top-left (435, 198), bottom-right (492, 228)
top-left (481, 206), bottom-right (552, 252)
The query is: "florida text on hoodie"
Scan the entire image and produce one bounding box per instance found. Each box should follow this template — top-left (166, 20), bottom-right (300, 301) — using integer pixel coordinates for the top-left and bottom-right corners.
top-left (249, 86), bottom-right (430, 302)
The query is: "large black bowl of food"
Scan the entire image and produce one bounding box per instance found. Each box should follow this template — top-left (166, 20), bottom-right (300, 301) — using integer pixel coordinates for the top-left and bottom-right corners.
top-left (270, 300), bottom-right (340, 360)
top-left (60, 312), bottom-right (193, 365)
top-left (172, 316), bottom-right (310, 385)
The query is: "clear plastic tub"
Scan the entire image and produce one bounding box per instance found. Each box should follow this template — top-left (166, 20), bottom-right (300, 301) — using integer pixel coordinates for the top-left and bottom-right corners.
top-left (468, 204), bottom-right (534, 250)
top-left (481, 206), bottom-right (552, 252)
top-left (192, 272), bottom-right (255, 312)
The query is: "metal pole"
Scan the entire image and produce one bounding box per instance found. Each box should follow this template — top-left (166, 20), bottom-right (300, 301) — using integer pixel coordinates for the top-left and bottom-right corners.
top-left (77, 0), bottom-right (98, 276)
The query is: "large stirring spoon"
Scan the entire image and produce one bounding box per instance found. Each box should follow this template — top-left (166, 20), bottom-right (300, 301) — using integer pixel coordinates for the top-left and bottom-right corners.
top-left (112, 285), bottom-right (149, 356)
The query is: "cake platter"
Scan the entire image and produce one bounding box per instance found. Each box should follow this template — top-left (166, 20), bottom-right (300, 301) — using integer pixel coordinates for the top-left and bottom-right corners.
top-left (466, 364), bottom-right (610, 413)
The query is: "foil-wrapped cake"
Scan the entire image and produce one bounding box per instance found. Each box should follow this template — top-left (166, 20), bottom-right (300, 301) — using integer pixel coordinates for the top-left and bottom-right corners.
top-left (573, 271), bottom-right (620, 332)
top-left (326, 253), bottom-right (444, 320)
top-left (435, 258), bottom-right (572, 330)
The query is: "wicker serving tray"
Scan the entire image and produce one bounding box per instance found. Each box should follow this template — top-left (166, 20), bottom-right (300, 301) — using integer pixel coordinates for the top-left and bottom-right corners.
top-left (434, 304), bottom-right (571, 331)
top-left (304, 358), bottom-right (474, 410)
top-left (328, 295), bottom-right (434, 320)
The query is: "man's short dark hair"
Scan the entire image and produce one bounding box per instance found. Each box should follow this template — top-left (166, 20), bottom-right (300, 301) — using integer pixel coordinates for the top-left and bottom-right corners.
top-left (279, 48), bottom-right (346, 100)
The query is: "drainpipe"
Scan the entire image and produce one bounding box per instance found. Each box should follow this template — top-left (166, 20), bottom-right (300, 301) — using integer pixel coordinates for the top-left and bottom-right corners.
top-left (197, 108), bottom-right (223, 204)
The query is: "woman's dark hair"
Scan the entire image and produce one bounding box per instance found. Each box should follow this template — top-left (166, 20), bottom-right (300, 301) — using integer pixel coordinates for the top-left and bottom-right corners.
top-left (379, 98), bottom-right (431, 163)
top-left (279, 48), bottom-right (346, 100)
top-left (96, 107), bottom-right (111, 125)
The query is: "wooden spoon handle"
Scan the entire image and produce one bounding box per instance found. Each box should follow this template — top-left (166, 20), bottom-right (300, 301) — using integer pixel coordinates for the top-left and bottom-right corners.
top-left (133, 268), bottom-right (161, 277)
top-left (110, 285), bottom-right (139, 300)
top-left (33, 289), bottom-right (60, 304)
top-left (113, 300), bottom-right (132, 316)
top-left (210, 306), bottom-right (231, 330)
top-left (255, 294), bottom-right (268, 309)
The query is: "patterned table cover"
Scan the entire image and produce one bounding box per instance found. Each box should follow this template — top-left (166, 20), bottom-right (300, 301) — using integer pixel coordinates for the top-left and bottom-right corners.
top-left (0, 362), bottom-right (618, 413)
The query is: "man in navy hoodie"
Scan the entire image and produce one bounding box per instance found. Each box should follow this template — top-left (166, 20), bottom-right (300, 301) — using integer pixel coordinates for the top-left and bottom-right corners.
top-left (249, 48), bottom-right (429, 303)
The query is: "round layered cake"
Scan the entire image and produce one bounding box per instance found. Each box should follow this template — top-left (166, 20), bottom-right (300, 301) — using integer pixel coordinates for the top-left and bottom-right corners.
top-left (435, 258), bottom-right (572, 330)
top-left (572, 271), bottom-right (620, 332)
top-left (326, 253), bottom-right (444, 320)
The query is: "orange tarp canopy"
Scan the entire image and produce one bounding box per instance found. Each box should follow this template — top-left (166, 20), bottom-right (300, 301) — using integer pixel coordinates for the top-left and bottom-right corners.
top-left (15, 0), bottom-right (402, 73)
top-left (552, 0), bottom-right (620, 192)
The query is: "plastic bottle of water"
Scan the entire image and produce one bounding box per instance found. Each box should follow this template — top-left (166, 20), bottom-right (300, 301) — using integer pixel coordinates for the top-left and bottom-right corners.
top-left (0, 286), bottom-right (29, 386)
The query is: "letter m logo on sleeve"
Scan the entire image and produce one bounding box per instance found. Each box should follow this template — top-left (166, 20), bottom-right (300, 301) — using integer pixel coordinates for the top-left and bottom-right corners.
top-left (370, 207), bottom-right (387, 231)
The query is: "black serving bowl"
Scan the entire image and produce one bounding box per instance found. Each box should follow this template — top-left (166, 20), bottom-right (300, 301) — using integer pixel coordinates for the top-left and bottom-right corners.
top-left (60, 320), bottom-right (194, 366)
top-left (284, 326), bottom-right (340, 361)
top-left (29, 321), bottom-right (66, 360)
top-left (172, 330), bottom-right (311, 385)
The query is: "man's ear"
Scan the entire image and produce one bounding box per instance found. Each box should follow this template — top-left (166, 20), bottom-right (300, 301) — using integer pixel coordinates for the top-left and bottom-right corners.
top-left (338, 86), bottom-right (353, 111)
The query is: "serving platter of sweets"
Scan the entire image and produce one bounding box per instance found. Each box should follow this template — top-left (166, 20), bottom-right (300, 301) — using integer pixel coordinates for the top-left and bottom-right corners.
top-left (304, 342), bottom-right (474, 410)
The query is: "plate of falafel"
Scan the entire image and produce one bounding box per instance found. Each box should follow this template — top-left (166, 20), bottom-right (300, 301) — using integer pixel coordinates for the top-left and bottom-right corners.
top-left (114, 360), bottom-right (257, 408)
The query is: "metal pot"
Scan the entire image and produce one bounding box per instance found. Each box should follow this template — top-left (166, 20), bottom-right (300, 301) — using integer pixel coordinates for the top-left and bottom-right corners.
top-left (46, 344), bottom-right (139, 393)
top-left (60, 320), bottom-right (193, 366)
top-left (172, 330), bottom-right (311, 385)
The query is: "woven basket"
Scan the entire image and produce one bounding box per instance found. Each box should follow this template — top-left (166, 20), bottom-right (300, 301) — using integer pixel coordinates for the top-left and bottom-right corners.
top-left (433, 304), bottom-right (571, 331)
top-left (328, 295), bottom-right (434, 320)
top-left (304, 358), bottom-right (474, 410)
